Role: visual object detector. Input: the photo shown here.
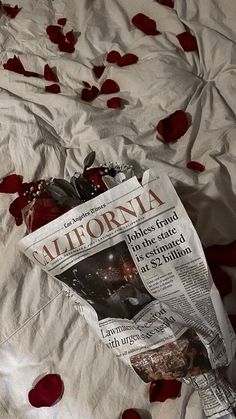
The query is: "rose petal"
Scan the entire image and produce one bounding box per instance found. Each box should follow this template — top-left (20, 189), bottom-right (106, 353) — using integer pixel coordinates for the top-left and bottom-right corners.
top-left (9, 195), bottom-right (28, 225)
top-left (132, 13), bottom-right (160, 36)
top-left (187, 161), bottom-right (205, 172)
top-left (177, 32), bottom-right (198, 52)
top-left (204, 241), bottom-right (236, 267)
top-left (106, 50), bottom-right (122, 63)
top-left (100, 79), bottom-right (120, 94)
top-left (46, 25), bottom-right (65, 45)
top-left (83, 81), bottom-right (91, 88)
top-left (117, 53), bottom-right (139, 67)
top-left (45, 84), bottom-right (61, 94)
top-left (25, 196), bottom-right (69, 232)
top-left (57, 18), bottom-right (67, 26)
top-left (107, 97), bottom-right (122, 109)
top-left (65, 30), bottom-right (76, 45)
top-left (156, 110), bottom-right (189, 143)
top-left (229, 315), bottom-right (236, 333)
top-left (23, 71), bottom-right (41, 78)
top-left (81, 86), bottom-right (99, 102)
top-left (28, 374), bottom-right (64, 408)
top-left (209, 265), bottom-right (232, 298)
top-left (122, 409), bottom-right (141, 419)
top-left (149, 379), bottom-right (182, 403)
top-left (3, 55), bottom-right (25, 74)
top-left (58, 41), bottom-right (75, 53)
top-left (0, 174), bottom-right (23, 193)
top-left (83, 167), bottom-right (107, 192)
top-left (44, 64), bottom-right (58, 82)
top-left (92, 65), bottom-right (105, 79)
top-left (157, 0), bottom-right (174, 8)
top-left (3, 5), bottom-right (21, 18)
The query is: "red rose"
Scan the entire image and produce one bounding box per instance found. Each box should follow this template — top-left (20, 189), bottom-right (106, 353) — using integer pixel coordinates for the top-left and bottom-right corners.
top-left (149, 379), bottom-right (182, 403)
top-left (83, 167), bottom-right (108, 192)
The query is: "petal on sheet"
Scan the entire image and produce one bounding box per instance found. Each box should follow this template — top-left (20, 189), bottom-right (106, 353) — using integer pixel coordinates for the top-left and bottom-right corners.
top-left (100, 79), bottom-right (120, 94)
top-left (57, 18), bottom-right (67, 26)
top-left (149, 379), bottom-right (182, 403)
top-left (0, 174), bottom-right (23, 193)
top-left (177, 32), bottom-right (198, 52)
top-left (45, 84), bottom-right (61, 93)
top-left (106, 50), bottom-right (122, 63)
top-left (156, 110), bottom-right (189, 143)
top-left (44, 64), bottom-right (59, 82)
top-left (107, 97), bottom-right (122, 108)
top-left (92, 65), bottom-right (105, 79)
top-left (186, 161), bottom-right (205, 172)
top-left (28, 374), bottom-right (64, 408)
top-left (132, 13), bottom-right (160, 36)
top-left (81, 86), bottom-right (100, 102)
top-left (117, 53), bottom-right (139, 67)
top-left (3, 5), bottom-right (21, 18)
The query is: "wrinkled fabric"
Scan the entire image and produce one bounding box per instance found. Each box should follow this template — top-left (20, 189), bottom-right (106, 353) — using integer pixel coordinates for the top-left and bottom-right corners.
top-left (0, 0), bottom-right (236, 418)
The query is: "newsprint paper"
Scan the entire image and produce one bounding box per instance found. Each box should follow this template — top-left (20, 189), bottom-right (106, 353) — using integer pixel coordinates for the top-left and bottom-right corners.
top-left (19, 169), bottom-right (236, 418)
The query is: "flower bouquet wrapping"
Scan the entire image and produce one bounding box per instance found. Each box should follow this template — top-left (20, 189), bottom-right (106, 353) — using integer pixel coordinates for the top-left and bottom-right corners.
top-left (1, 152), bottom-right (236, 418)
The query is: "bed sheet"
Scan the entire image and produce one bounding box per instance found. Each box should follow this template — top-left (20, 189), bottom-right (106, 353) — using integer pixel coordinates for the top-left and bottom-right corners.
top-left (0, 0), bottom-right (236, 418)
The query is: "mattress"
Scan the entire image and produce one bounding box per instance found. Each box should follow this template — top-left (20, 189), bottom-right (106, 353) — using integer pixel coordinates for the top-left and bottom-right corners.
top-left (0, 0), bottom-right (236, 418)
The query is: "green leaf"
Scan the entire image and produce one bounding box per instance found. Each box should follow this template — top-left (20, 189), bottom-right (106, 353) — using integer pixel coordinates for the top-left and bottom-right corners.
top-left (83, 151), bottom-right (96, 170)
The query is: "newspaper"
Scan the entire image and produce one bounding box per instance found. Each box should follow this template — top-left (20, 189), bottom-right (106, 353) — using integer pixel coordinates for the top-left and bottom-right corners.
top-left (18, 169), bottom-right (236, 417)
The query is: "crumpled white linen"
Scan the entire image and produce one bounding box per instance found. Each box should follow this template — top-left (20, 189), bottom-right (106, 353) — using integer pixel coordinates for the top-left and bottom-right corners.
top-left (0, 0), bottom-right (236, 418)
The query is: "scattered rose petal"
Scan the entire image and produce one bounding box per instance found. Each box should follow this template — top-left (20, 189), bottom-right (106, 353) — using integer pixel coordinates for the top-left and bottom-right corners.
top-left (45, 84), bottom-right (61, 94)
top-left (149, 379), bottom-right (182, 403)
top-left (156, 110), bottom-right (189, 143)
top-left (81, 85), bottom-right (99, 102)
top-left (229, 315), bottom-right (236, 333)
top-left (0, 174), bottom-right (23, 193)
top-left (157, 0), bottom-right (174, 8)
top-left (132, 13), bottom-right (160, 36)
top-left (177, 32), bottom-right (198, 52)
top-left (58, 40), bottom-right (75, 53)
top-left (65, 30), bottom-right (76, 45)
top-left (83, 81), bottom-right (91, 88)
top-left (210, 265), bottom-right (232, 298)
top-left (122, 409), bottom-right (141, 419)
top-left (3, 55), bottom-right (25, 74)
top-left (107, 97), bottom-right (122, 109)
top-left (46, 25), bottom-right (65, 45)
top-left (205, 241), bottom-right (236, 267)
top-left (187, 161), bottom-right (205, 172)
top-left (100, 79), bottom-right (120, 94)
top-left (9, 195), bottom-right (28, 226)
top-left (106, 50), bottom-right (122, 63)
top-left (92, 65), bottom-right (105, 79)
top-left (83, 167), bottom-right (107, 192)
top-left (44, 64), bottom-right (58, 82)
top-left (23, 71), bottom-right (41, 78)
top-left (117, 53), bottom-right (139, 67)
top-left (3, 5), bottom-right (21, 18)
top-left (57, 18), bottom-right (67, 26)
top-left (28, 374), bottom-right (64, 408)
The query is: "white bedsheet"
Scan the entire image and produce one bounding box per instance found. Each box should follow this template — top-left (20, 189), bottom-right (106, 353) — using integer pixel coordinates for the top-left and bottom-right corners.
top-left (0, 0), bottom-right (236, 418)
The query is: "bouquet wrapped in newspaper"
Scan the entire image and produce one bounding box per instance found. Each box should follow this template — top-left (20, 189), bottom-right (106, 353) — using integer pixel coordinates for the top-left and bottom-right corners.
top-left (6, 152), bottom-right (235, 418)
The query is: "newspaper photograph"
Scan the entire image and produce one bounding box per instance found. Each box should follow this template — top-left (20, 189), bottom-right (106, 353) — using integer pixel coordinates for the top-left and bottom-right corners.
top-left (19, 168), bottom-right (236, 412)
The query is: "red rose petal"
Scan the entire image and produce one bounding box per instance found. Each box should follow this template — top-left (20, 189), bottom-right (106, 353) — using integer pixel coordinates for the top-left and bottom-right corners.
top-left (100, 79), bottom-right (120, 94)
top-left (28, 374), bottom-right (64, 408)
top-left (3, 55), bottom-right (25, 74)
top-left (132, 13), bottom-right (160, 36)
top-left (44, 64), bottom-right (58, 82)
top-left (117, 53), bottom-right (139, 67)
top-left (177, 32), bottom-right (198, 52)
top-left (3, 5), bottom-right (21, 18)
top-left (65, 30), bottom-right (76, 45)
top-left (187, 161), bottom-right (205, 172)
top-left (9, 195), bottom-right (28, 226)
top-left (204, 241), bottom-right (236, 267)
top-left (0, 174), bottom-right (23, 193)
top-left (229, 315), bottom-right (236, 333)
top-left (83, 81), bottom-right (91, 88)
top-left (157, 0), bottom-right (174, 8)
top-left (210, 265), bottom-right (232, 298)
top-left (81, 85), bottom-right (99, 102)
top-left (57, 18), bottom-right (67, 26)
top-left (45, 84), bottom-right (61, 94)
top-left (106, 50), bottom-right (122, 63)
top-left (149, 379), bottom-right (182, 403)
top-left (58, 41), bottom-right (75, 53)
top-left (46, 25), bottom-right (65, 45)
top-left (92, 65), bottom-right (105, 79)
top-left (23, 71), bottom-right (41, 78)
top-left (156, 110), bottom-right (189, 143)
top-left (107, 97), bottom-right (122, 109)
top-left (122, 409), bottom-right (141, 419)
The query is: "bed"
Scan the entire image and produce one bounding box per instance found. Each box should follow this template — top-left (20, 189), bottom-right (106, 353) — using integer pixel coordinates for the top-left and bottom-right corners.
top-left (0, 0), bottom-right (236, 418)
